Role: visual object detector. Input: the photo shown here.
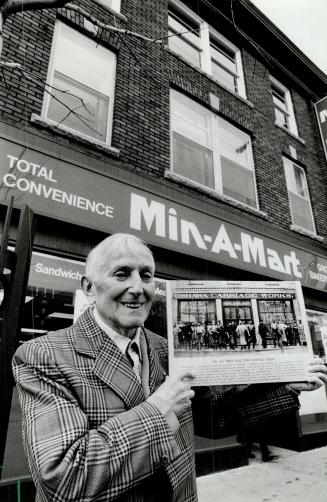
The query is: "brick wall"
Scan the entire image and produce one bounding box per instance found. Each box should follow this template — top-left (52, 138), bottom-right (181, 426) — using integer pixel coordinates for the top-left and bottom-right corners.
top-left (1, 0), bottom-right (326, 244)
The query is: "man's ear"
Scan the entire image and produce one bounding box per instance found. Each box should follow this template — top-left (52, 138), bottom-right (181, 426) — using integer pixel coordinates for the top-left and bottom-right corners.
top-left (81, 276), bottom-right (94, 301)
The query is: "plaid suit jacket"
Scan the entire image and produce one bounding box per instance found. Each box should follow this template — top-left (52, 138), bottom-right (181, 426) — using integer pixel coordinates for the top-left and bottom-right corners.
top-left (13, 308), bottom-right (197, 502)
top-left (13, 308), bottom-right (299, 501)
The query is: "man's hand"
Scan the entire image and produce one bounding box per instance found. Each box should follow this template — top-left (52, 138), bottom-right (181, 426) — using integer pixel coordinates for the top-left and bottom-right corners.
top-left (289, 357), bottom-right (327, 392)
top-left (151, 371), bottom-right (195, 417)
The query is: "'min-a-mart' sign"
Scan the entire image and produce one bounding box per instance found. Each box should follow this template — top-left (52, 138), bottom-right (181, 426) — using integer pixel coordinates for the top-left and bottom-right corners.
top-left (1, 136), bottom-right (327, 293)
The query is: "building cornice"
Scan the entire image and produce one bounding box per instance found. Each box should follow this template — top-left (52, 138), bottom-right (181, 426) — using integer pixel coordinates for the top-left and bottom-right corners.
top-left (239, 0), bottom-right (327, 85)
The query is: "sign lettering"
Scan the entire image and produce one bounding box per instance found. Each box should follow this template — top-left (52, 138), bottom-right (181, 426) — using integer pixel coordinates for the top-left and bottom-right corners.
top-left (1, 136), bottom-right (327, 293)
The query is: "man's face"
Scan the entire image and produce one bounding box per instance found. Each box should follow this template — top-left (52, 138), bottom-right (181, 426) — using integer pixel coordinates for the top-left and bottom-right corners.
top-left (87, 247), bottom-right (155, 337)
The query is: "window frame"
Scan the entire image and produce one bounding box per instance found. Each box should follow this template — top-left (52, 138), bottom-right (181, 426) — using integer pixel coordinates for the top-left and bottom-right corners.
top-left (168, 0), bottom-right (246, 99)
top-left (170, 89), bottom-right (258, 209)
top-left (283, 157), bottom-right (316, 234)
top-left (41, 21), bottom-right (116, 146)
top-left (168, 9), bottom-right (203, 68)
top-left (209, 28), bottom-right (246, 98)
top-left (270, 76), bottom-right (298, 136)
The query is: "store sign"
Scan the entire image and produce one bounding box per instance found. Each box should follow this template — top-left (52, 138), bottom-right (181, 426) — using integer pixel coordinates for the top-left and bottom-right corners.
top-left (28, 252), bottom-right (84, 292)
top-left (315, 96), bottom-right (327, 162)
top-left (174, 292), bottom-right (296, 300)
top-left (1, 138), bottom-right (327, 292)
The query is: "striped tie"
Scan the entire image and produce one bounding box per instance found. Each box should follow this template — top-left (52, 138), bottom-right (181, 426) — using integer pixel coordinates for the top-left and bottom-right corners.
top-left (126, 341), bottom-right (141, 383)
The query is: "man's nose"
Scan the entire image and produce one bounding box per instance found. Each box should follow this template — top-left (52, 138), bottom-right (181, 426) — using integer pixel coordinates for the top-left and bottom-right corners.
top-left (128, 273), bottom-right (144, 294)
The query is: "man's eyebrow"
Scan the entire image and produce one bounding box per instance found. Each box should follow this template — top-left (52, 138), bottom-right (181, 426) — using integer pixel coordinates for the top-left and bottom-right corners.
top-left (110, 265), bottom-right (132, 273)
top-left (140, 264), bottom-right (154, 270)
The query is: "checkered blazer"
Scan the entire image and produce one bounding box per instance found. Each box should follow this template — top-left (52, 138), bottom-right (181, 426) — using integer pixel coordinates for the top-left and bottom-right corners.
top-left (13, 308), bottom-right (299, 501)
top-left (12, 308), bottom-right (197, 502)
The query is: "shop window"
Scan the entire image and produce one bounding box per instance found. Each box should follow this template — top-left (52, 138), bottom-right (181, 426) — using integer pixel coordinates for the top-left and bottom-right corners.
top-left (178, 299), bottom-right (216, 324)
top-left (258, 300), bottom-right (295, 325)
top-left (168, 0), bottom-right (246, 98)
top-left (270, 76), bottom-right (298, 135)
top-left (222, 300), bottom-right (252, 324)
top-left (171, 90), bottom-right (258, 208)
top-left (283, 157), bottom-right (316, 234)
top-left (41, 21), bottom-right (116, 145)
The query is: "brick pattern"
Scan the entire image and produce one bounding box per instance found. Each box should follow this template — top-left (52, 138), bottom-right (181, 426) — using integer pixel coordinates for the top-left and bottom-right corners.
top-left (0, 0), bottom-right (327, 243)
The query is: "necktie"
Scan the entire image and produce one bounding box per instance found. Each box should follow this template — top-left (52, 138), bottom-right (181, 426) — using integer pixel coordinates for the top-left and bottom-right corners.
top-left (126, 341), bottom-right (141, 383)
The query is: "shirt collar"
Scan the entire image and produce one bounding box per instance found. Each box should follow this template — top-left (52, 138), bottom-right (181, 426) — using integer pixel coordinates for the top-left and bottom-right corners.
top-left (93, 307), bottom-right (142, 358)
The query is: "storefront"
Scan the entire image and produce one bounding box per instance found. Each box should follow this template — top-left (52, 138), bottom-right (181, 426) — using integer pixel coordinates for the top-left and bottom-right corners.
top-left (1, 122), bottom-right (327, 489)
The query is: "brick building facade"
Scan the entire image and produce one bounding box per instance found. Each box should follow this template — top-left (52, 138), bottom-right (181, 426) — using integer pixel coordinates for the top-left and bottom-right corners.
top-left (1, 0), bottom-right (327, 498)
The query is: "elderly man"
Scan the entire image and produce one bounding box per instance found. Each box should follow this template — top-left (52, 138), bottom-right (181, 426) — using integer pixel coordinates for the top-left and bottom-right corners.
top-left (12, 233), bottom-right (327, 502)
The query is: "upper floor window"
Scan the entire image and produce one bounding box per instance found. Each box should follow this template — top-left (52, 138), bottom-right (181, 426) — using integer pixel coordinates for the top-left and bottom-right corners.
top-left (283, 157), bottom-right (315, 234)
top-left (270, 76), bottom-right (298, 136)
top-left (42, 22), bottom-right (116, 146)
top-left (171, 90), bottom-right (257, 208)
top-left (210, 37), bottom-right (240, 94)
top-left (168, 7), bottom-right (201, 68)
top-left (168, 0), bottom-right (246, 98)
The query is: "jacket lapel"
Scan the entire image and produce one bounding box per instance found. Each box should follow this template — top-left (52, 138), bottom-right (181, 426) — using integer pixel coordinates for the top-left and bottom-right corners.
top-left (73, 308), bottom-right (144, 409)
top-left (92, 336), bottom-right (145, 409)
top-left (144, 329), bottom-right (167, 394)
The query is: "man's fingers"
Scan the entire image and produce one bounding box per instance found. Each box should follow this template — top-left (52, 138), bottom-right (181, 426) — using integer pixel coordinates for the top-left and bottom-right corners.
top-left (176, 388), bottom-right (195, 404)
top-left (168, 370), bottom-right (195, 385)
top-left (308, 357), bottom-right (326, 366)
top-left (307, 364), bottom-right (327, 377)
top-left (187, 389), bottom-right (195, 400)
top-left (180, 371), bottom-right (196, 381)
top-left (307, 373), bottom-right (327, 384)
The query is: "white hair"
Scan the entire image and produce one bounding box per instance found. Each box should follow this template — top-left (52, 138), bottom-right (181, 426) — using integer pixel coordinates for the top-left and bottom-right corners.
top-left (85, 233), bottom-right (154, 281)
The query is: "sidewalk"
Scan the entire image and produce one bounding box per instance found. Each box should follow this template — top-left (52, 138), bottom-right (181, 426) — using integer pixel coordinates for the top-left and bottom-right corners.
top-left (197, 445), bottom-right (327, 501)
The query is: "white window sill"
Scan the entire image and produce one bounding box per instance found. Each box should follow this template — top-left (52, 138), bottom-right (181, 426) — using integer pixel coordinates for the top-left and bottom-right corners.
top-left (30, 114), bottom-right (120, 158)
top-left (290, 224), bottom-right (323, 243)
top-left (275, 123), bottom-right (305, 145)
top-left (93, 0), bottom-right (127, 22)
top-left (164, 170), bottom-right (268, 219)
top-left (166, 47), bottom-right (254, 108)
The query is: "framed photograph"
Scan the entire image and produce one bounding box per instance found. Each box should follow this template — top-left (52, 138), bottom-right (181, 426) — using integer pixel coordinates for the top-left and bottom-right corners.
top-left (167, 280), bottom-right (313, 385)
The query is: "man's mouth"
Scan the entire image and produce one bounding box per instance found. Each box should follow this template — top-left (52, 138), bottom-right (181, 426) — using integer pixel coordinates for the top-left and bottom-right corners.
top-left (121, 302), bottom-right (144, 309)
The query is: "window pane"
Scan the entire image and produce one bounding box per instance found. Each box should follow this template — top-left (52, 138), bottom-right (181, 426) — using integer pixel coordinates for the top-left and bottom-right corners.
top-left (212, 61), bottom-right (237, 92)
top-left (219, 119), bottom-right (256, 207)
top-left (219, 119), bottom-right (252, 169)
top-left (285, 161), bottom-right (308, 198)
top-left (272, 86), bottom-right (287, 110)
top-left (293, 165), bottom-right (307, 197)
top-left (168, 13), bottom-right (200, 45)
top-left (274, 107), bottom-right (289, 128)
top-left (211, 41), bottom-right (237, 75)
top-left (55, 23), bottom-right (113, 95)
top-left (221, 156), bottom-right (256, 207)
top-left (173, 132), bottom-right (215, 188)
top-left (169, 31), bottom-right (201, 67)
top-left (168, 11), bottom-right (201, 67)
top-left (47, 71), bottom-right (109, 141)
top-left (172, 91), bottom-right (212, 147)
top-left (289, 192), bottom-right (315, 233)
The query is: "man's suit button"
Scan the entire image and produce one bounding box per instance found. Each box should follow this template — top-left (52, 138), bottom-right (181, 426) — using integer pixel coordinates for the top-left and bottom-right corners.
top-left (161, 455), bottom-right (169, 467)
top-left (154, 461), bottom-right (161, 469)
